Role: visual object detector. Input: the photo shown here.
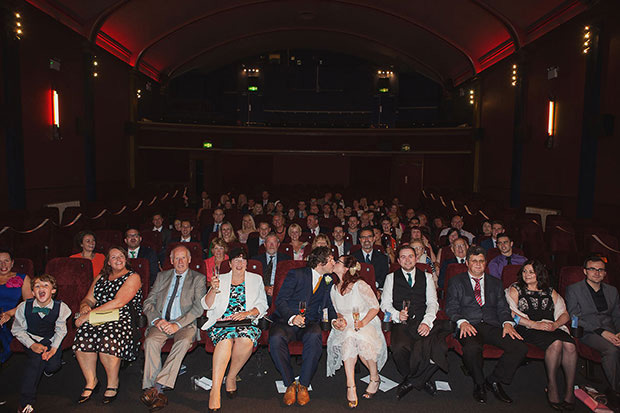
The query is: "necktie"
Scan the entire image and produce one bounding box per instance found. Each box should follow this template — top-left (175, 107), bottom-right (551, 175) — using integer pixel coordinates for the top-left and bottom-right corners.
top-left (32, 307), bottom-right (50, 315)
top-left (313, 276), bottom-right (323, 294)
top-left (506, 256), bottom-right (512, 265)
top-left (365, 254), bottom-right (371, 263)
top-left (130, 250), bottom-right (136, 258)
top-left (215, 224), bottom-right (220, 232)
top-left (474, 278), bottom-right (483, 306)
top-left (266, 255), bottom-right (274, 282)
top-left (459, 258), bottom-right (464, 264)
top-left (407, 272), bottom-right (413, 287)
top-left (164, 275), bottom-right (182, 321)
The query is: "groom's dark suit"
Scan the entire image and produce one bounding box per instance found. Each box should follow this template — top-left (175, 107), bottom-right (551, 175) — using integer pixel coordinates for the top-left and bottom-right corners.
top-left (269, 266), bottom-right (336, 387)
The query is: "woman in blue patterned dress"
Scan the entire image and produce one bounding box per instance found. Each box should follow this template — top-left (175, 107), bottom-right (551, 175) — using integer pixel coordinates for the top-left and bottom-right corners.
top-left (0, 249), bottom-right (32, 363)
top-left (202, 250), bottom-right (268, 412)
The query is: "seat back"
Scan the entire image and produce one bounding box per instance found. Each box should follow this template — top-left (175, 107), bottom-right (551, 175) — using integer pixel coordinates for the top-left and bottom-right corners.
top-left (444, 263), bottom-right (468, 288)
top-left (359, 263), bottom-right (377, 294)
top-left (128, 257), bottom-right (150, 298)
top-left (12, 258), bottom-right (34, 278)
top-left (220, 259), bottom-right (263, 276)
top-left (278, 243), bottom-right (294, 259)
top-left (501, 264), bottom-right (522, 289)
top-left (439, 245), bottom-right (456, 267)
top-left (558, 266), bottom-right (586, 297)
top-left (45, 258), bottom-right (93, 315)
top-left (140, 230), bottom-right (163, 253)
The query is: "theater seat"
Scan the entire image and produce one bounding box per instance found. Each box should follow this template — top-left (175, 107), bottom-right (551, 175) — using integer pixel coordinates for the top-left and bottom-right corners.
top-left (128, 257), bottom-right (151, 299)
top-left (163, 242), bottom-right (203, 269)
top-left (558, 266), bottom-right (585, 297)
top-left (219, 259), bottom-right (263, 276)
top-left (12, 258), bottom-right (34, 278)
top-left (501, 264), bottom-right (522, 289)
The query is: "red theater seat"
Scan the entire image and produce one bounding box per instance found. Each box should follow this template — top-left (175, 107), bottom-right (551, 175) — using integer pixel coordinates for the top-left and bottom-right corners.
top-left (12, 258), bottom-right (34, 278)
top-left (501, 264), bottom-right (523, 289)
top-left (128, 257), bottom-right (151, 299)
top-left (163, 242), bottom-right (203, 269)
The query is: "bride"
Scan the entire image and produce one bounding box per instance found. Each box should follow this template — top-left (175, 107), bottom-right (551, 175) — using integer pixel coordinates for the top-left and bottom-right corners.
top-left (327, 255), bottom-right (388, 408)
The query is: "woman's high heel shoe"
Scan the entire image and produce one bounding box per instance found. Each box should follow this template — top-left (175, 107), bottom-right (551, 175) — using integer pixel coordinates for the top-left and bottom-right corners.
top-left (102, 387), bottom-right (118, 404)
top-left (347, 385), bottom-right (358, 409)
top-left (363, 378), bottom-right (381, 399)
top-left (77, 382), bottom-right (100, 404)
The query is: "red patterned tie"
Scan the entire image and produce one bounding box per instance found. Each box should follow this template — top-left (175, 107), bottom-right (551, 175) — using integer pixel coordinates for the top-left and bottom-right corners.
top-left (474, 278), bottom-right (483, 306)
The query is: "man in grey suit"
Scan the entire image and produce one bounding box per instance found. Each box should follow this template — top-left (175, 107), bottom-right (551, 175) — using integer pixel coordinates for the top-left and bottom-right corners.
top-left (140, 246), bottom-right (206, 410)
top-left (445, 245), bottom-right (527, 404)
top-left (566, 256), bottom-right (620, 400)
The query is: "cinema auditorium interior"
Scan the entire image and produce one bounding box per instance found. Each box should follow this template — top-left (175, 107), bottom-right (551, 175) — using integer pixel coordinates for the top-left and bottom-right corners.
top-left (1, 0), bottom-right (620, 412)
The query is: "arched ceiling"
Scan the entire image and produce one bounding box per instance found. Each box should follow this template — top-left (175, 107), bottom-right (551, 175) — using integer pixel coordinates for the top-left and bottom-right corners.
top-left (26, 0), bottom-right (589, 86)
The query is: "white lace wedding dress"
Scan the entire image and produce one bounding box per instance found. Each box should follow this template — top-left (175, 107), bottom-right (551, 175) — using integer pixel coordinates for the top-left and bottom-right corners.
top-left (326, 280), bottom-right (388, 377)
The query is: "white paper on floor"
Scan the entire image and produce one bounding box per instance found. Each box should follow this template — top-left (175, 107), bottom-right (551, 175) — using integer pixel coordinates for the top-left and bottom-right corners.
top-left (435, 381), bottom-right (451, 391)
top-left (360, 374), bottom-right (398, 392)
top-left (194, 377), bottom-right (212, 391)
top-left (276, 377), bottom-right (313, 393)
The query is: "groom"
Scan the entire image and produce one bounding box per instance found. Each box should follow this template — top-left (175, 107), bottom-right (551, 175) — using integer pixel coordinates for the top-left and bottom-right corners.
top-left (269, 246), bottom-right (336, 406)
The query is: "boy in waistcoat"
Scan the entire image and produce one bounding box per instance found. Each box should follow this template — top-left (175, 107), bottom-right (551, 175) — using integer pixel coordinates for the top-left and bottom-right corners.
top-left (11, 274), bottom-right (71, 413)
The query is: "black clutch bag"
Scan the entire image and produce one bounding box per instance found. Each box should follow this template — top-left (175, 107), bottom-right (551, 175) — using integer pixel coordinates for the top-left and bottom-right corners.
top-left (213, 319), bottom-right (255, 328)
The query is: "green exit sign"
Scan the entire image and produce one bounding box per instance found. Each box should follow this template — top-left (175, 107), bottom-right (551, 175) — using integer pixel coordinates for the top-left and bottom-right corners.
top-left (248, 86), bottom-right (258, 91)
top-left (202, 141), bottom-right (213, 149)
top-left (379, 88), bottom-right (389, 93)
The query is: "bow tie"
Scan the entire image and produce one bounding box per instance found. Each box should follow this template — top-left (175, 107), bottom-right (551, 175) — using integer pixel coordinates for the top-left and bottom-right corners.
top-left (32, 307), bottom-right (50, 315)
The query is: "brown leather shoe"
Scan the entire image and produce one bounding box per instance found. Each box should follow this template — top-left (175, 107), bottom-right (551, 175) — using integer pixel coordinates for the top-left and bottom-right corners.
top-left (283, 383), bottom-right (297, 406)
top-left (149, 392), bottom-right (168, 412)
top-left (297, 384), bottom-right (310, 406)
top-left (140, 388), bottom-right (159, 407)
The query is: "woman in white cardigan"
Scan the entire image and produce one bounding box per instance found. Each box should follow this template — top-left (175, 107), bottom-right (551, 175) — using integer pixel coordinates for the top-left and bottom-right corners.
top-left (202, 250), bottom-right (268, 412)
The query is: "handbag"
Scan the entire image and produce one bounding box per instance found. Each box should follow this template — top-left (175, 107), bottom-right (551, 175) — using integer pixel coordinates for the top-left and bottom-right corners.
top-left (89, 309), bottom-right (120, 326)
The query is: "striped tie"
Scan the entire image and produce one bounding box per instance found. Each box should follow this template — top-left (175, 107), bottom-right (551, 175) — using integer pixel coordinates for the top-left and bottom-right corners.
top-left (474, 278), bottom-right (483, 306)
top-left (313, 276), bottom-right (323, 294)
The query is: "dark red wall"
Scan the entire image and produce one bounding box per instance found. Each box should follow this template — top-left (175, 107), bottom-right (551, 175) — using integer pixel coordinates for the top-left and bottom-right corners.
top-left (478, 1), bottom-right (620, 219)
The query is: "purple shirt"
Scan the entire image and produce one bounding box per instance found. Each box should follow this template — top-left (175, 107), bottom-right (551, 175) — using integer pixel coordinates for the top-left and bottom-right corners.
top-left (488, 253), bottom-right (527, 279)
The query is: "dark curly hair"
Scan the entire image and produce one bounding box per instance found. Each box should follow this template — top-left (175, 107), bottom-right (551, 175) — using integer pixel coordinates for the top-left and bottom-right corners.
top-left (74, 230), bottom-right (96, 251)
top-left (307, 246), bottom-right (333, 269)
top-left (516, 259), bottom-right (550, 291)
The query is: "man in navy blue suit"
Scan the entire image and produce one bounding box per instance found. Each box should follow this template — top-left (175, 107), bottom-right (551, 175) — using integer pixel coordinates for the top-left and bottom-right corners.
top-left (480, 220), bottom-right (504, 251)
top-left (352, 227), bottom-right (389, 289)
top-left (251, 232), bottom-right (290, 305)
top-left (269, 246), bottom-right (336, 406)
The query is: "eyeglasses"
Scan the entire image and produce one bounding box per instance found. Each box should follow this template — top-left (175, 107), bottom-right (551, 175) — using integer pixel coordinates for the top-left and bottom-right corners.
top-left (585, 267), bottom-right (607, 273)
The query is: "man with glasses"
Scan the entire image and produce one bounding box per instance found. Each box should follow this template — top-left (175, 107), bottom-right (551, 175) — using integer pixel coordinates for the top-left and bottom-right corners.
top-left (445, 245), bottom-right (527, 404)
top-left (438, 236), bottom-right (469, 288)
top-left (125, 228), bottom-right (160, 286)
top-left (487, 233), bottom-right (527, 279)
top-left (566, 256), bottom-right (620, 402)
top-left (352, 227), bottom-right (389, 289)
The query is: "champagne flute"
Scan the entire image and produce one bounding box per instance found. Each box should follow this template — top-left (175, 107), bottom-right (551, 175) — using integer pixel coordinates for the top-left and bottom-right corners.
top-left (213, 265), bottom-right (221, 294)
top-left (298, 301), bottom-right (307, 328)
top-left (352, 306), bottom-right (360, 331)
top-left (402, 300), bottom-right (411, 325)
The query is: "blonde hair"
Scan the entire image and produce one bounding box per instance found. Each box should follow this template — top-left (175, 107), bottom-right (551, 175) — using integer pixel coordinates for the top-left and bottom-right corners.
top-left (241, 214), bottom-right (256, 231)
top-left (312, 233), bottom-right (331, 249)
top-left (288, 223), bottom-right (302, 237)
top-left (218, 221), bottom-right (237, 242)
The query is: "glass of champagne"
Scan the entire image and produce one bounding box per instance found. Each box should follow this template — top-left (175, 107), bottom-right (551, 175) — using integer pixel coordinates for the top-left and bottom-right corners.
top-left (213, 265), bottom-right (221, 294)
top-left (402, 300), bottom-right (410, 324)
top-left (352, 306), bottom-right (360, 331)
top-left (298, 301), bottom-right (306, 328)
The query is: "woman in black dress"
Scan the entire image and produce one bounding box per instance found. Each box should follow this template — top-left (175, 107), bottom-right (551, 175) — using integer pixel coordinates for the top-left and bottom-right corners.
top-left (73, 247), bottom-right (142, 404)
top-left (507, 260), bottom-right (576, 410)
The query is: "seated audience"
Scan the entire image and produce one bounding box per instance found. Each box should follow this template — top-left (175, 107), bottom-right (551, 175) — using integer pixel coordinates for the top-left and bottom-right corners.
top-left (353, 228), bottom-right (389, 290)
top-left (237, 214), bottom-right (256, 244)
top-left (409, 226), bottom-right (437, 263)
top-left (439, 215), bottom-right (475, 244)
top-left (272, 213), bottom-right (287, 243)
top-left (74, 247), bottom-right (142, 404)
top-left (311, 233), bottom-right (331, 249)
top-left (124, 228), bottom-right (160, 286)
top-left (438, 236), bottom-right (469, 288)
top-left (288, 223), bottom-right (308, 261)
top-left (12, 274), bottom-right (71, 413)
top-left (252, 233), bottom-right (290, 304)
top-left (217, 221), bottom-right (240, 252)
top-left (140, 246), bottom-right (206, 411)
top-left (247, 221), bottom-right (270, 258)
top-left (152, 213), bottom-right (172, 251)
top-left (566, 256), bottom-right (620, 405)
top-left (205, 238), bottom-right (229, 283)
top-left (202, 250), bottom-right (268, 412)
top-left (171, 220), bottom-right (199, 243)
top-left (296, 201), bottom-right (308, 219)
top-left (487, 233), bottom-right (527, 279)
top-left (327, 256), bottom-right (387, 408)
top-left (0, 249), bottom-right (33, 363)
top-left (268, 247), bottom-right (336, 406)
top-left (70, 230), bottom-right (106, 278)
top-left (252, 204), bottom-right (264, 217)
top-left (332, 225), bottom-right (352, 258)
top-left (306, 214), bottom-right (327, 237)
top-left (201, 209), bottom-right (226, 250)
top-left (410, 240), bottom-right (438, 286)
top-left (507, 260), bottom-right (576, 410)
top-left (347, 215), bottom-right (361, 245)
top-left (481, 221), bottom-right (505, 251)
top-left (436, 228), bottom-right (461, 264)
top-left (381, 245), bottom-right (448, 400)
top-left (445, 246), bottom-right (527, 404)
top-left (480, 219), bottom-right (492, 238)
